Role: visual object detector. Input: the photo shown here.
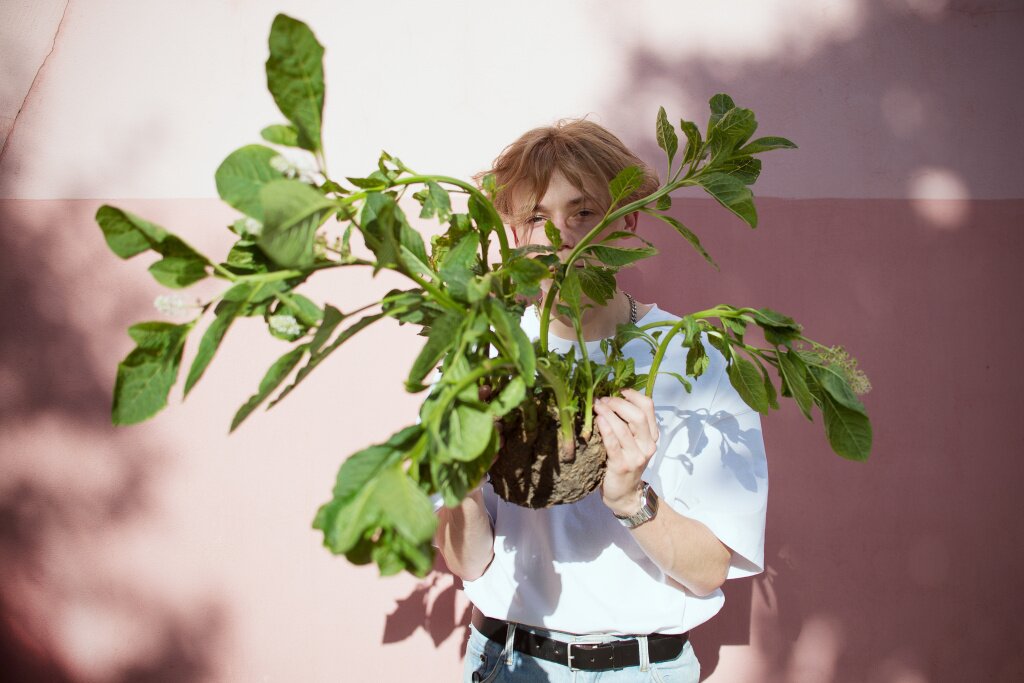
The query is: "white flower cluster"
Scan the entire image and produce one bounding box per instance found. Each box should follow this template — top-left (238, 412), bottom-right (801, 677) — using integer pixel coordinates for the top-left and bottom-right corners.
top-left (269, 314), bottom-right (302, 337)
top-left (153, 294), bottom-right (198, 318)
top-left (270, 154), bottom-right (318, 183)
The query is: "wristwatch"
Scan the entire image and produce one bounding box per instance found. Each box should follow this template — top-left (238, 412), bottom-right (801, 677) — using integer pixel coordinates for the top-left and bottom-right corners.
top-left (613, 482), bottom-right (659, 529)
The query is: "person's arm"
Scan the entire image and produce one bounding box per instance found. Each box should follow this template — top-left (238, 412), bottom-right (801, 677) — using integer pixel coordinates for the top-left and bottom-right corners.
top-left (434, 487), bottom-right (495, 581)
top-left (594, 389), bottom-right (732, 597)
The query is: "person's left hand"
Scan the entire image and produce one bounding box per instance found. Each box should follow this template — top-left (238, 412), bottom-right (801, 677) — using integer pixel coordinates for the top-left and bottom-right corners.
top-left (593, 388), bottom-right (660, 516)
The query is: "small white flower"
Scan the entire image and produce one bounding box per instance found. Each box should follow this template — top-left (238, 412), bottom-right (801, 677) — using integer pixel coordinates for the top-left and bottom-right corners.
top-left (269, 314), bottom-right (302, 337)
top-left (154, 294), bottom-right (188, 317)
top-left (270, 154), bottom-right (318, 183)
top-left (243, 217), bottom-right (263, 237)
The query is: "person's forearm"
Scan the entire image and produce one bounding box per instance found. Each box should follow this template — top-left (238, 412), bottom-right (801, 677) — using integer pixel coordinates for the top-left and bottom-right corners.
top-left (435, 488), bottom-right (495, 581)
top-left (612, 491), bottom-right (731, 597)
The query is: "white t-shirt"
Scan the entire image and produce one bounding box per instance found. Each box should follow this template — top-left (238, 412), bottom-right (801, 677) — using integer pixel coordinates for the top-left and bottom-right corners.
top-left (462, 303), bottom-right (768, 635)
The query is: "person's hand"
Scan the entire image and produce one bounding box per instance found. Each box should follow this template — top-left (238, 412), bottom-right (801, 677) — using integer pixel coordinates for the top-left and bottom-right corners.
top-left (593, 388), bottom-right (660, 516)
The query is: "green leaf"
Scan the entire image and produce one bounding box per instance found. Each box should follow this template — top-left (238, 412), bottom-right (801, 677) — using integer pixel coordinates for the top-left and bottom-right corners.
top-left (147, 255), bottom-right (210, 289)
top-left (96, 205), bottom-right (168, 259)
top-left (686, 338), bottom-right (709, 378)
top-left (559, 266), bottom-right (583, 312)
top-left (96, 206), bottom-right (210, 287)
top-left (644, 212), bottom-right (717, 269)
top-left (418, 181), bottom-right (452, 222)
top-left (727, 357), bottom-right (770, 414)
top-left (576, 266), bottom-right (617, 306)
top-left (439, 233), bottom-right (479, 302)
top-left (506, 256), bottom-right (549, 298)
top-left (707, 93), bottom-right (736, 135)
top-left (710, 107), bottom-right (757, 156)
top-left (543, 220), bottom-right (562, 249)
top-left (808, 364), bottom-right (867, 415)
top-left (223, 240), bottom-right (273, 275)
top-left (230, 344), bottom-right (307, 432)
top-left (214, 145), bottom-right (286, 220)
top-left (659, 370), bottom-right (692, 393)
top-left (815, 385), bottom-right (872, 460)
top-left (278, 293), bottom-right (323, 328)
top-left (609, 165), bottom-right (644, 207)
top-left (260, 124), bottom-right (300, 147)
top-left (656, 106), bottom-right (678, 166)
top-left (585, 243), bottom-right (658, 267)
top-left (777, 349), bottom-right (813, 420)
top-left (443, 402), bottom-right (495, 462)
top-left (257, 179), bottom-right (337, 268)
top-left (680, 120), bottom-right (703, 165)
top-left (485, 299), bottom-right (536, 382)
top-left (184, 298), bottom-right (243, 396)
top-left (266, 14), bottom-right (325, 152)
top-left (468, 194), bottom-right (498, 236)
top-left (697, 172), bottom-right (757, 228)
top-left (308, 304), bottom-right (344, 354)
top-left (488, 376), bottom-right (526, 417)
top-left (112, 322), bottom-right (191, 425)
top-left (717, 156), bottom-right (762, 185)
top-left (737, 136), bottom-right (798, 155)
top-left (346, 176), bottom-right (388, 190)
top-left (655, 194), bottom-right (672, 211)
top-left (407, 311), bottom-right (461, 392)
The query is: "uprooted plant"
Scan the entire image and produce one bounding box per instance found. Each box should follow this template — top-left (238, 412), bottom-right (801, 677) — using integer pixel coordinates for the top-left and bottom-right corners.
top-left (97, 14), bottom-right (872, 577)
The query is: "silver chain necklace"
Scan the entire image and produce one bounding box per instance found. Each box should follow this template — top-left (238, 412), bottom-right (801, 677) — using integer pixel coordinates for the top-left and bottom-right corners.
top-left (624, 291), bottom-right (638, 324)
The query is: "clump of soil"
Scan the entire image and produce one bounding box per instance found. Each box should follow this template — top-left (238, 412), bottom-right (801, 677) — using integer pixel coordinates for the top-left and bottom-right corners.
top-left (489, 392), bottom-right (607, 508)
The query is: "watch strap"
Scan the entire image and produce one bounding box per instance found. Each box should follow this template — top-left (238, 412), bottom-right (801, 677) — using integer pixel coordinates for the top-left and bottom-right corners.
top-left (613, 482), bottom-right (659, 529)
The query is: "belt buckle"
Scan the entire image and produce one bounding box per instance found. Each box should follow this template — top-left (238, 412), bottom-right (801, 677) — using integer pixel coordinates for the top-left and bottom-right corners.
top-left (566, 641), bottom-right (583, 672)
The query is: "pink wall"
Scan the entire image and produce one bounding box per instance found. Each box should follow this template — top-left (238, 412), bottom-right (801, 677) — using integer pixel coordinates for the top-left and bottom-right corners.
top-left (2, 2), bottom-right (1023, 681)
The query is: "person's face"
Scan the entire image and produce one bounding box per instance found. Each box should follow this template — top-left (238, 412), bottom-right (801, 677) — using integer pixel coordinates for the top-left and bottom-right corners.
top-left (512, 171), bottom-right (636, 274)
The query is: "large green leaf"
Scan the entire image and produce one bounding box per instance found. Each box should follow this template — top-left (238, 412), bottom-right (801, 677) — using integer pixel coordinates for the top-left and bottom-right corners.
top-left (112, 322), bottom-right (191, 425)
top-left (417, 181), bottom-right (452, 222)
top-left (214, 145), bottom-right (286, 220)
top-left (443, 402), bottom-right (495, 462)
top-left (266, 14), bottom-right (325, 152)
top-left (727, 356), bottom-right (770, 414)
top-left (257, 179), bottom-right (336, 267)
top-left (96, 206), bottom-right (209, 288)
top-left (819, 390), bottom-right (872, 460)
top-left (697, 172), bottom-right (757, 228)
top-left (230, 344), bottom-right (307, 432)
top-left (707, 93), bottom-right (736, 136)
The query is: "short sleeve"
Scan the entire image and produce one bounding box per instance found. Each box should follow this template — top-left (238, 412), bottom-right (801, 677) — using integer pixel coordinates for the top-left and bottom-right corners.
top-left (660, 367), bottom-right (769, 579)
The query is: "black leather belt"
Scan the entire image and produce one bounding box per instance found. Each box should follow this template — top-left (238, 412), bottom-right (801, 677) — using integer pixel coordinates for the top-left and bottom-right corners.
top-left (471, 609), bottom-right (688, 672)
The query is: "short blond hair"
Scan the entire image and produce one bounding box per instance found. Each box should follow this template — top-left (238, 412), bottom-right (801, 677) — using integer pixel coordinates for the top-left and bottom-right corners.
top-left (475, 118), bottom-right (660, 231)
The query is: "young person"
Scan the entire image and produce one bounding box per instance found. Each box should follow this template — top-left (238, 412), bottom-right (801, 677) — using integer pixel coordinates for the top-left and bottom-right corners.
top-left (435, 119), bottom-right (768, 682)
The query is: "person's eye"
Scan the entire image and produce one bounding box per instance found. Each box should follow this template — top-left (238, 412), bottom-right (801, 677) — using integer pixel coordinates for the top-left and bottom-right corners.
top-left (529, 215), bottom-right (546, 224)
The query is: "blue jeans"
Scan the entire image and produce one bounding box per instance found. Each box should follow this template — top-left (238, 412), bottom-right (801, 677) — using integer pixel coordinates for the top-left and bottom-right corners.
top-left (462, 623), bottom-right (700, 682)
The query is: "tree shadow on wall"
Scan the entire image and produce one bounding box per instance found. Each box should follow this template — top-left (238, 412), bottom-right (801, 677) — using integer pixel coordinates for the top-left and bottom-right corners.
top-left (0, 200), bottom-right (225, 682)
